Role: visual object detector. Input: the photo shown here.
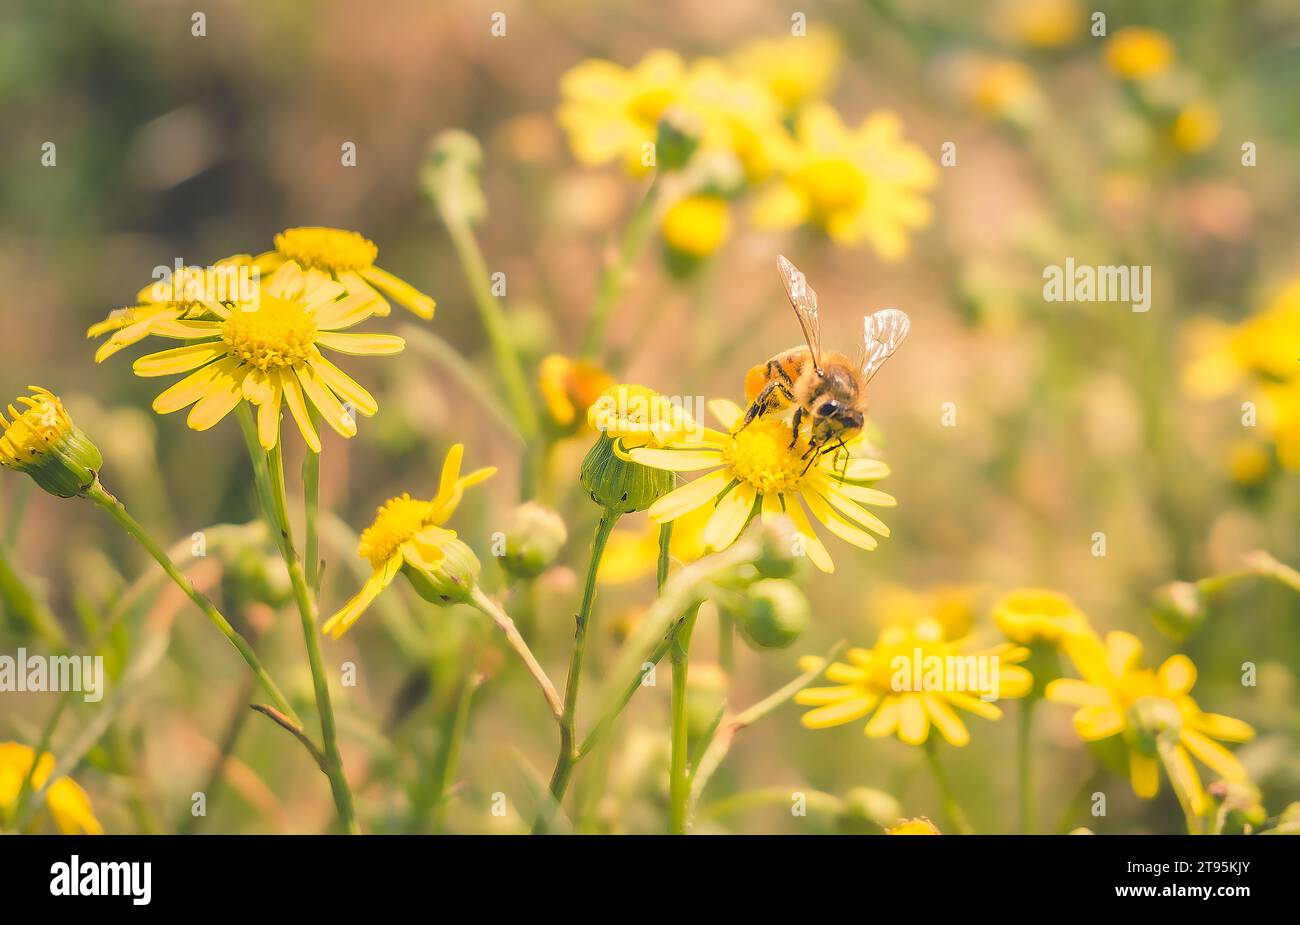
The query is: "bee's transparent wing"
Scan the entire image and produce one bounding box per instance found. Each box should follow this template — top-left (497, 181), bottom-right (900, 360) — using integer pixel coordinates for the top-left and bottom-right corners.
top-left (777, 255), bottom-right (821, 366)
top-left (861, 309), bottom-right (909, 383)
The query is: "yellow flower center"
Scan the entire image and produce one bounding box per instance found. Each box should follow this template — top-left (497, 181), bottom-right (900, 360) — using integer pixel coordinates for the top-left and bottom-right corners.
top-left (723, 418), bottom-right (808, 495)
top-left (357, 494), bottom-right (432, 567)
top-left (797, 158), bottom-right (869, 215)
top-left (221, 295), bottom-right (318, 371)
top-left (274, 227), bottom-right (378, 273)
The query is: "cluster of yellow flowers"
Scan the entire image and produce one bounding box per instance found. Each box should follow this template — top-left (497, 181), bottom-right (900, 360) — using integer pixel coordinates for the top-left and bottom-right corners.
top-left (793, 585), bottom-right (1255, 831)
top-left (557, 31), bottom-right (937, 261)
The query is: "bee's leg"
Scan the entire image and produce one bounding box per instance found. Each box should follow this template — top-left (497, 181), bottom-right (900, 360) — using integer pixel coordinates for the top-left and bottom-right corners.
top-left (788, 406), bottom-right (804, 448)
top-left (738, 379), bottom-right (795, 434)
top-left (800, 439), bottom-right (824, 476)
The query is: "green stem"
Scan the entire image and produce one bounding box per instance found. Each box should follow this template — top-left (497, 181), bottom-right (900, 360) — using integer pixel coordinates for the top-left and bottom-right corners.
top-left (264, 441), bottom-right (359, 834)
top-left (923, 737), bottom-right (973, 835)
top-left (303, 443), bottom-right (321, 594)
top-left (535, 509), bottom-right (620, 833)
top-left (468, 587), bottom-right (562, 720)
top-left (668, 606), bottom-right (698, 835)
top-left (440, 215), bottom-right (539, 442)
top-left (656, 521), bottom-right (672, 592)
top-left (1018, 698), bottom-right (1036, 834)
top-left (83, 480), bottom-right (298, 723)
top-left (580, 174), bottom-right (660, 360)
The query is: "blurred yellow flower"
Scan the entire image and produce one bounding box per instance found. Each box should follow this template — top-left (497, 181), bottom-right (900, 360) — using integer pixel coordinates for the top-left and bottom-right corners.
top-left (557, 50), bottom-right (783, 180)
top-left (886, 816), bottom-right (941, 834)
top-left (752, 105), bottom-right (936, 258)
top-left (622, 398), bottom-right (895, 572)
top-left (662, 194), bottom-right (732, 258)
top-left (963, 57), bottom-right (1044, 126)
top-left (588, 382), bottom-right (700, 449)
top-left (1172, 100), bottom-right (1221, 153)
top-left (1047, 631), bottom-right (1254, 811)
top-left (255, 227), bottom-right (435, 319)
top-left (992, 0), bottom-right (1081, 48)
top-left (1226, 440), bottom-right (1271, 485)
top-left (88, 255), bottom-right (254, 363)
top-left (795, 618), bottom-right (1033, 745)
top-left (132, 261), bottom-right (403, 452)
top-left (0, 742), bottom-right (103, 834)
top-left (538, 354), bottom-right (614, 435)
top-left (323, 444), bottom-right (494, 639)
top-left (728, 28), bottom-right (843, 111)
top-left (598, 503), bottom-right (711, 584)
top-left (1105, 27), bottom-right (1174, 81)
top-left (1183, 276), bottom-right (1300, 469)
top-left (992, 588), bottom-right (1090, 646)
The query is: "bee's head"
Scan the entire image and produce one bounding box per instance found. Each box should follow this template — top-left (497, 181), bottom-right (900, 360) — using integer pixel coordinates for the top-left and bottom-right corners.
top-left (810, 398), bottom-right (863, 445)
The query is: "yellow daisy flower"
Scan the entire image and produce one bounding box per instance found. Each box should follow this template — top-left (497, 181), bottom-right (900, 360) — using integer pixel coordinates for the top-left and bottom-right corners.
top-left (131, 260), bottom-right (403, 452)
top-left (795, 618), bottom-right (1033, 745)
top-left (87, 255), bottom-right (254, 363)
top-left (0, 386), bottom-right (102, 498)
top-left (1105, 27), bottom-right (1174, 81)
top-left (0, 742), bottom-right (103, 835)
top-left (992, 588), bottom-right (1091, 646)
top-left (1047, 630), bottom-right (1255, 811)
top-left (255, 227), bottom-right (435, 319)
top-left (728, 28), bottom-right (843, 112)
top-left (752, 104), bottom-right (936, 258)
top-left (323, 444), bottom-right (494, 639)
top-left (870, 583), bottom-right (980, 641)
top-left (620, 398), bottom-right (893, 573)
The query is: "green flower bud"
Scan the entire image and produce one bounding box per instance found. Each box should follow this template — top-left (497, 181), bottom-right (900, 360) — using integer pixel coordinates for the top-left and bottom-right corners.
top-left (1151, 581), bottom-right (1207, 642)
top-left (501, 502), bottom-right (568, 579)
top-left (404, 535), bottom-right (481, 606)
top-left (580, 433), bottom-right (676, 514)
top-left (731, 578), bottom-right (810, 649)
top-left (836, 787), bottom-right (903, 834)
top-left (751, 515), bottom-right (807, 580)
top-left (0, 387), bottom-right (102, 498)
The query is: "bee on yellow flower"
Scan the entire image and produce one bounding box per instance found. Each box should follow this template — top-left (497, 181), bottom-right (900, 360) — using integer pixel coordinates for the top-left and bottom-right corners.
top-left (0, 742), bottom-right (103, 834)
top-left (130, 260), bottom-right (403, 452)
top-left (795, 617), bottom-right (1034, 746)
top-left (1047, 631), bottom-right (1254, 814)
top-left (255, 227), bottom-right (436, 319)
top-left (752, 105), bottom-right (936, 258)
top-left (323, 444), bottom-right (494, 639)
top-left (618, 397), bottom-right (895, 573)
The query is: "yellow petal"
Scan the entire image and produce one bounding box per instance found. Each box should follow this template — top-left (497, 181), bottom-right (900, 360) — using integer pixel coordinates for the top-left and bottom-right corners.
top-left (1129, 751), bottom-right (1160, 799)
top-left (924, 694), bottom-right (971, 747)
top-left (897, 694), bottom-right (930, 744)
top-left (281, 367), bottom-right (321, 453)
top-left (1157, 654), bottom-right (1197, 695)
top-left (133, 343), bottom-right (225, 378)
top-left (315, 331), bottom-right (405, 356)
top-left (946, 691), bottom-right (1003, 721)
top-left (801, 694), bottom-right (878, 729)
top-left (784, 497), bottom-right (834, 573)
top-left (706, 399), bottom-right (744, 431)
top-left (313, 289), bottom-right (381, 331)
top-left (1180, 729), bottom-right (1246, 781)
top-left (794, 686), bottom-right (858, 706)
top-left (186, 364), bottom-right (243, 432)
top-left (1106, 631), bottom-right (1143, 677)
top-left (322, 560), bottom-right (399, 639)
top-left (152, 356), bottom-right (239, 415)
top-left (1046, 678), bottom-right (1109, 708)
top-left (802, 490), bottom-right (878, 551)
top-left (865, 696), bottom-right (900, 737)
top-left (701, 483), bottom-right (757, 551)
top-left (1074, 705), bottom-right (1124, 741)
top-left (308, 354), bottom-right (377, 417)
top-left (625, 446), bottom-right (724, 471)
top-left (296, 365), bottom-right (356, 438)
top-left (362, 265), bottom-right (435, 319)
top-left (647, 470), bottom-right (730, 523)
top-left (1161, 744), bottom-right (1206, 816)
top-left (1192, 712), bottom-right (1254, 743)
top-left (257, 376), bottom-right (283, 451)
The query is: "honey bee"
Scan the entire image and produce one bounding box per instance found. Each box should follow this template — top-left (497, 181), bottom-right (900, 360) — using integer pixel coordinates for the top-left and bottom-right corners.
top-left (740, 255), bottom-right (909, 470)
